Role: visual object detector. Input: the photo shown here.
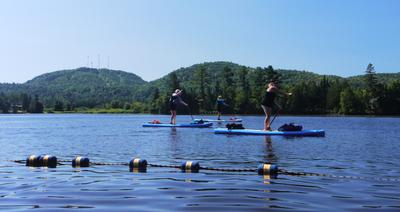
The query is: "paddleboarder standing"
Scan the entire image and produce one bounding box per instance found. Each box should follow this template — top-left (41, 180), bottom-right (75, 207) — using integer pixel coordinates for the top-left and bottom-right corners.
top-left (216, 95), bottom-right (229, 120)
top-left (169, 89), bottom-right (188, 125)
top-left (261, 81), bottom-right (292, 131)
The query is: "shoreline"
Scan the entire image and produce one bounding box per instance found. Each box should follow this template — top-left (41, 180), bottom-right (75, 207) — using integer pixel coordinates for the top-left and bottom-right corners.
top-left (1, 112), bottom-right (399, 118)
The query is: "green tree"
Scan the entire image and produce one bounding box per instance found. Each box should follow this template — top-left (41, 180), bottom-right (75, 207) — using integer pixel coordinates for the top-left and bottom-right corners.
top-left (66, 102), bottom-right (75, 111)
top-left (249, 67), bottom-right (266, 110)
top-left (381, 80), bottom-right (400, 115)
top-left (21, 93), bottom-right (31, 111)
top-left (286, 82), bottom-right (307, 114)
top-left (193, 65), bottom-right (210, 112)
top-left (179, 87), bottom-right (198, 114)
top-left (168, 72), bottom-right (180, 92)
top-left (339, 87), bottom-right (356, 114)
top-left (150, 87), bottom-right (161, 114)
top-left (265, 65), bottom-right (281, 84)
top-left (364, 63), bottom-right (384, 114)
top-left (28, 95), bottom-right (44, 113)
top-left (212, 78), bottom-right (222, 112)
top-left (131, 102), bottom-right (145, 113)
top-left (234, 67), bottom-right (250, 113)
top-left (111, 100), bottom-right (122, 109)
top-left (124, 103), bottom-right (132, 110)
top-left (365, 63), bottom-right (379, 96)
top-left (316, 76), bottom-right (330, 113)
top-left (0, 93), bottom-right (10, 113)
top-left (326, 79), bottom-right (344, 113)
top-left (220, 66), bottom-right (235, 112)
top-left (54, 100), bottom-right (64, 111)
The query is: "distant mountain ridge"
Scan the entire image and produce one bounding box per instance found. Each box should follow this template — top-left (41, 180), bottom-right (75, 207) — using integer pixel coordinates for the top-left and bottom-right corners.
top-left (147, 61), bottom-right (399, 92)
top-left (0, 67), bottom-right (147, 107)
top-left (347, 73), bottom-right (400, 88)
top-left (0, 62), bottom-right (399, 108)
top-left (25, 67), bottom-right (147, 87)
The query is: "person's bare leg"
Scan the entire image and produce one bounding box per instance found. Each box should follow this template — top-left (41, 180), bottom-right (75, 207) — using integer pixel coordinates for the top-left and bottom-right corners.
top-left (170, 110), bottom-right (174, 124)
top-left (262, 105), bottom-right (272, 131)
top-left (217, 112), bottom-right (221, 120)
top-left (172, 111), bottom-right (177, 125)
top-left (265, 108), bottom-right (271, 130)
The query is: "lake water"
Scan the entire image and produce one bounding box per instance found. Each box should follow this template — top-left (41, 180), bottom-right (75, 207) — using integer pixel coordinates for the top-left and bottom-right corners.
top-left (0, 114), bottom-right (399, 211)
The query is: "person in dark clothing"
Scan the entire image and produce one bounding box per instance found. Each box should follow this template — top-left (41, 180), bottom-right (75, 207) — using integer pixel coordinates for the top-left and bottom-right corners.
top-left (216, 95), bottom-right (229, 120)
top-left (261, 81), bottom-right (292, 131)
top-left (169, 89), bottom-right (188, 125)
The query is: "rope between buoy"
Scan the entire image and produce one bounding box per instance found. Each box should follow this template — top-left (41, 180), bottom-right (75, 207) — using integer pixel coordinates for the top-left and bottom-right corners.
top-left (8, 159), bottom-right (400, 182)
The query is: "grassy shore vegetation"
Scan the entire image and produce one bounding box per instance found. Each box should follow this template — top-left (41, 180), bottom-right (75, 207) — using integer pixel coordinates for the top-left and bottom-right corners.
top-left (0, 62), bottom-right (399, 115)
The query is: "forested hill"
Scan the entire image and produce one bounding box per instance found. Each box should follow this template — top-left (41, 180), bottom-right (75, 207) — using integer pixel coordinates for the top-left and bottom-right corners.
top-left (147, 62), bottom-right (339, 94)
top-left (0, 62), bottom-right (399, 115)
top-left (148, 61), bottom-right (399, 90)
top-left (25, 67), bottom-right (146, 87)
top-left (144, 62), bottom-right (301, 114)
top-left (146, 62), bottom-right (247, 94)
top-left (347, 73), bottom-right (400, 88)
top-left (0, 67), bottom-right (147, 108)
top-left (140, 62), bottom-right (399, 115)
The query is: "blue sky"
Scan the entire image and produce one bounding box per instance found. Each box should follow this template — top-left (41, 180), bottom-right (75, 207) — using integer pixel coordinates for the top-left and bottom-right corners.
top-left (0, 0), bottom-right (399, 83)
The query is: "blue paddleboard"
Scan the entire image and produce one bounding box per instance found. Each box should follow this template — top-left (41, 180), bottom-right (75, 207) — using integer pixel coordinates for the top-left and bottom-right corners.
top-left (214, 128), bottom-right (325, 137)
top-left (143, 122), bottom-right (213, 128)
top-left (194, 118), bottom-right (242, 123)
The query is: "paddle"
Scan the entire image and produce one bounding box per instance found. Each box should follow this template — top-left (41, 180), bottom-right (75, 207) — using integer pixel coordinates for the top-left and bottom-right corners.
top-left (269, 105), bottom-right (281, 126)
top-left (270, 92), bottom-right (292, 126)
top-left (222, 103), bottom-right (237, 121)
top-left (231, 107), bottom-right (239, 121)
top-left (186, 104), bottom-right (194, 120)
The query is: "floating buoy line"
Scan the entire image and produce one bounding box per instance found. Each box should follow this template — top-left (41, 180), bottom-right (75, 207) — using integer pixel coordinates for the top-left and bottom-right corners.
top-left (15, 155), bottom-right (278, 175)
top-left (7, 154), bottom-right (400, 182)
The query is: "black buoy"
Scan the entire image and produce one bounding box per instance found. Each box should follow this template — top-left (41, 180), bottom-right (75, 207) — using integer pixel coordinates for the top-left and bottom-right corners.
top-left (257, 163), bottom-right (278, 175)
top-left (181, 161), bottom-right (200, 173)
top-left (26, 155), bottom-right (40, 167)
top-left (72, 156), bottom-right (90, 167)
top-left (38, 155), bottom-right (57, 168)
top-left (129, 158), bottom-right (147, 172)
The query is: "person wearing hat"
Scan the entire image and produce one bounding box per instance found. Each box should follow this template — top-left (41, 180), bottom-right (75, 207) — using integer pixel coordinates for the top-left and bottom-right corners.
top-left (261, 81), bottom-right (292, 131)
top-left (169, 89), bottom-right (188, 124)
top-left (216, 95), bottom-right (229, 120)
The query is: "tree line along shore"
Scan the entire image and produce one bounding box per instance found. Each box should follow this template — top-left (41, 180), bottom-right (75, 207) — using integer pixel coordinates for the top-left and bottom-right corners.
top-left (0, 62), bottom-right (399, 116)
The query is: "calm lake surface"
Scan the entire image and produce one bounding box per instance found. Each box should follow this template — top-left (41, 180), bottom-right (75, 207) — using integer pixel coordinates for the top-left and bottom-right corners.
top-left (0, 114), bottom-right (399, 211)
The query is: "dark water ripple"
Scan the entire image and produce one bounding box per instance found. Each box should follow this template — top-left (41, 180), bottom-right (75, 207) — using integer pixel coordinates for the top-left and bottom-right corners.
top-left (0, 114), bottom-right (400, 211)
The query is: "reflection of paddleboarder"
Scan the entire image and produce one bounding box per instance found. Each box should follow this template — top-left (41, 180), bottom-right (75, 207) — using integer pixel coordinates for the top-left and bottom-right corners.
top-left (169, 89), bottom-right (188, 125)
top-left (216, 95), bottom-right (229, 120)
top-left (264, 136), bottom-right (275, 159)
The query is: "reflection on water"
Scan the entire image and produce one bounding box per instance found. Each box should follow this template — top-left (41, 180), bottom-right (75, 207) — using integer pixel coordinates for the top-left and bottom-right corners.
top-left (170, 128), bottom-right (177, 137)
top-left (263, 136), bottom-right (277, 164)
top-left (0, 114), bottom-right (399, 211)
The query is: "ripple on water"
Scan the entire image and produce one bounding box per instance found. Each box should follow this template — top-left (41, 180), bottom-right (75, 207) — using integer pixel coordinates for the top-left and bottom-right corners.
top-left (0, 114), bottom-right (400, 211)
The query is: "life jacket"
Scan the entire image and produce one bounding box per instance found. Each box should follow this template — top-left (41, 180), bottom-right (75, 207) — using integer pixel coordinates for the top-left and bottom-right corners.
top-left (191, 119), bottom-right (204, 124)
top-left (169, 95), bottom-right (177, 105)
top-left (150, 120), bottom-right (161, 124)
top-left (226, 123), bottom-right (245, 129)
top-left (216, 99), bottom-right (225, 106)
top-left (278, 123), bottom-right (303, 131)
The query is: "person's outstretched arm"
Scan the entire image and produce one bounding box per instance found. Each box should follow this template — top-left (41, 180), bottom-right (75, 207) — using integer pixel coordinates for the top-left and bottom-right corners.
top-left (276, 88), bottom-right (292, 97)
top-left (177, 96), bottom-right (188, 107)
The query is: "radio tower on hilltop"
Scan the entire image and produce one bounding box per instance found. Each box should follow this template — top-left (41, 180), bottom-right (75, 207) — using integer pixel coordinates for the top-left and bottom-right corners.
top-left (97, 54), bottom-right (101, 69)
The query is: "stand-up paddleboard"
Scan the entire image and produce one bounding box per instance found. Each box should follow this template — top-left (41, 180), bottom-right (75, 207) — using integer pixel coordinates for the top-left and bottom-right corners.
top-left (214, 128), bottom-right (325, 137)
top-left (143, 122), bottom-right (213, 128)
top-left (194, 118), bottom-right (242, 123)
